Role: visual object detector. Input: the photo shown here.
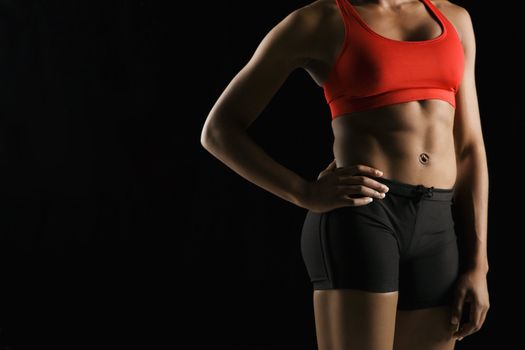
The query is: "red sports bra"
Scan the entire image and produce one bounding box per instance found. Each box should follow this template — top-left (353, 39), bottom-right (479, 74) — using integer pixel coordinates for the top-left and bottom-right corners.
top-left (323, 0), bottom-right (465, 119)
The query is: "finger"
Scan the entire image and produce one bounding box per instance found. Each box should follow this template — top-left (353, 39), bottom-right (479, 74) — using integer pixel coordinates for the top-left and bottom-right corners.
top-left (337, 184), bottom-right (386, 199)
top-left (341, 195), bottom-right (374, 207)
top-left (327, 159), bottom-right (337, 169)
top-left (335, 164), bottom-right (383, 178)
top-left (338, 175), bottom-right (389, 193)
top-left (470, 299), bottom-right (484, 332)
top-left (480, 304), bottom-right (489, 326)
top-left (324, 159), bottom-right (337, 173)
top-left (478, 307), bottom-right (489, 333)
top-left (318, 160), bottom-right (338, 179)
top-left (454, 301), bottom-right (482, 340)
top-left (450, 288), bottom-right (466, 327)
top-left (454, 321), bottom-right (477, 340)
top-left (456, 302), bottom-right (488, 340)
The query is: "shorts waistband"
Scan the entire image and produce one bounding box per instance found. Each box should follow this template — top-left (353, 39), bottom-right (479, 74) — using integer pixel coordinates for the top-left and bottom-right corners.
top-left (371, 176), bottom-right (455, 202)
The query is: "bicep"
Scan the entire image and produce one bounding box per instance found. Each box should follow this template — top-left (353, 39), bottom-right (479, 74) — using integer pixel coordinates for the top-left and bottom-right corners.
top-left (205, 10), bottom-right (311, 130)
top-left (453, 7), bottom-right (485, 158)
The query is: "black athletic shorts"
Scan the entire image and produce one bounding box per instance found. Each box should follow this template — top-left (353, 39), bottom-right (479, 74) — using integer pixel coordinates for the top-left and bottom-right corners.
top-left (300, 176), bottom-right (459, 310)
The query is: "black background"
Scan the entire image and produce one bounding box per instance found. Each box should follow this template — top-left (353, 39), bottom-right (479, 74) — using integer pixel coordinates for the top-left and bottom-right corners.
top-left (1, 1), bottom-right (520, 349)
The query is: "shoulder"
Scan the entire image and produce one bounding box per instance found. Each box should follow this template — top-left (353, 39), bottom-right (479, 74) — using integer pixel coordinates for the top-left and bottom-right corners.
top-left (279, 0), bottom-right (338, 36)
top-left (432, 1), bottom-right (475, 43)
top-left (263, 0), bottom-right (339, 67)
top-left (435, 0), bottom-right (473, 23)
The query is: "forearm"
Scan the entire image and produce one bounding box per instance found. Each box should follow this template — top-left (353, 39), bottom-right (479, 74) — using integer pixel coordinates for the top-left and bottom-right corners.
top-left (201, 123), bottom-right (310, 208)
top-left (454, 144), bottom-right (489, 273)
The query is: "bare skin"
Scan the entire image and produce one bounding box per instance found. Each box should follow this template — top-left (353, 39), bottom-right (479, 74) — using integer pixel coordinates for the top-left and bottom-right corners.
top-left (314, 290), bottom-right (399, 349)
top-left (201, 0), bottom-right (489, 349)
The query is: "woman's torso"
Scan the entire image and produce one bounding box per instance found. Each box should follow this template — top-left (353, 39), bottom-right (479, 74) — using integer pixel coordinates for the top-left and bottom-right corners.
top-left (304, 0), bottom-right (463, 188)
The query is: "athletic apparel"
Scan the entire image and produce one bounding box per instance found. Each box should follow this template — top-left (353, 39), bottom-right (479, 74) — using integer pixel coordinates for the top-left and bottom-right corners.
top-left (300, 176), bottom-right (458, 310)
top-left (323, 0), bottom-right (465, 119)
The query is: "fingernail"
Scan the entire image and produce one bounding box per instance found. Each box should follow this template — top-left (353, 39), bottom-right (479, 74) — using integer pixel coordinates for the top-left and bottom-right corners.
top-left (376, 170), bottom-right (383, 176)
top-left (383, 186), bottom-right (389, 192)
top-left (451, 317), bottom-right (459, 325)
top-left (458, 337), bottom-right (463, 341)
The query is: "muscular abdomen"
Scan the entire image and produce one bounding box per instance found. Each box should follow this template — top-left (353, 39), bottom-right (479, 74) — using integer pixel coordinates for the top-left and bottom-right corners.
top-left (331, 100), bottom-right (457, 189)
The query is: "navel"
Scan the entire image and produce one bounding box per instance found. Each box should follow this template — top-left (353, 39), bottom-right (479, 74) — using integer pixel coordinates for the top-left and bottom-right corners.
top-left (419, 152), bottom-right (430, 165)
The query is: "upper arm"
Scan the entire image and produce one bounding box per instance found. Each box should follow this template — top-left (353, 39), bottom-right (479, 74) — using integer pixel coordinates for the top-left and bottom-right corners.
top-left (202, 5), bottom-right (320, 134)
top-left (452, 5), bottom-right (485, 159)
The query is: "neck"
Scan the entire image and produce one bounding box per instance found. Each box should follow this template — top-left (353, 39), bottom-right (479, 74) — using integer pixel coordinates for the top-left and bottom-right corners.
top-left (362, 0), bottom-right (421, 9)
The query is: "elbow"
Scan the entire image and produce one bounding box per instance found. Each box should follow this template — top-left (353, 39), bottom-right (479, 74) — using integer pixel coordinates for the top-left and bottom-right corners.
top-left (201, 111), bottom-right (244, 151)
top-left (200, 120), bottom-right (231, 152)
top-left (200, 126), bottom-right (211, 149)
top-left (200, 113), bottom-right (219, 150)
top-left (200, 126), bottom-right (216, 151)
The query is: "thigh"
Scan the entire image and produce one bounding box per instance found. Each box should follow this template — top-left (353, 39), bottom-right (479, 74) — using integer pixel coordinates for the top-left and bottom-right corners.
top-left (314, 289), bottom-right (398, 350)
top-left (394, 305), bottom-right (457, 350)
top-left (301, 204), bottom-right (400, 291)
top-left (395, 230), bottom-right (459, 349)
top-left (326, 205), bottom-right (400, 291)
top-left (398, 236), bottom-right (459, 310)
